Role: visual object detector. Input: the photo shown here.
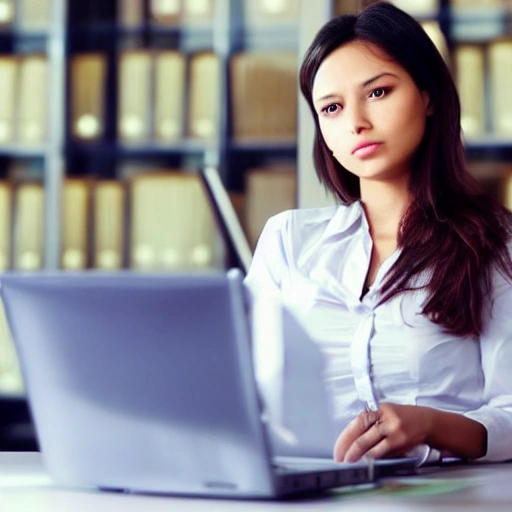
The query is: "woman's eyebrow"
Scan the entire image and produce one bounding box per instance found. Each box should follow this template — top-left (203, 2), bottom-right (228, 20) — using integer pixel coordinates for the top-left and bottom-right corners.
top-left (362, 72), bottom-right (398, 87)
top-left (314, 71), bottom-right (400, 103)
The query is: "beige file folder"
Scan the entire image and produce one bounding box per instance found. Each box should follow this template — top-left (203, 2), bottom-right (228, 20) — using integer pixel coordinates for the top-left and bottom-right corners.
top-left (0, 297), bottom-right (23, 396)
top-left (188, 52), bottom-right (220, 140)
top-left (0, 181), bottom-right (12, 271)
top-left (0, 56), bottom-right (18, 145)
top-left (13, 182), bottom-right (44, 270)
top-left (130, 171), bottom-right (221, 271)
top-left (455, 44), bottom-right (485, 138)
top-left (17, 0), bottom-right (51, 30)
top-left (0, 0), bottom-right (14, 26)
top-left (230, 51), bottom-right (298, 142)
top-left (150, 0), bottom-right (182, 25)
top-left (390, 0), bottom-right (439, 16)
top-left (245, 166), bottom-right (297, 249)
top-left (488, 39), bottom-right (512, 135)
top-left (71, 53), bottom-right (107, 141)
top-left (183, 0), bottom-right (214, 23)
top-left (16, 55), bottom-right (48, 144)
top-left (61, 179), bottom-right (90, 270)
top-left (117, 0), bottom-right (144, 27)
top-left (153, 51), bottom-right (185, 142)
top-left (93, 180), bottom-right (125, 270)
top-left (118, 50), bottom-right (152, 144)
top-left (246, 0), bottom-right (299, 23)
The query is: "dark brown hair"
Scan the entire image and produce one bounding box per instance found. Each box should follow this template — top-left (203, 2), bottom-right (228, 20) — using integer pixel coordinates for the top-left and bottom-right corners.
top-left (299, 1), bottom-right (512, 337)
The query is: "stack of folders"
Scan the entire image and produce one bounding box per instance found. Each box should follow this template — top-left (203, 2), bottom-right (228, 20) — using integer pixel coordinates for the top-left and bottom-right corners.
top-left (452, 38), bottom-right (512, 140)
top-left (245, 166), bottom-right (297, 249)
top-left (74, 50), bottom-right (220, 144)
top-left (0, 0), bottom-right (50, 30)
top-left (130, 171), bottom-right (225, 271)
top-left (0, 54), bottom-right (47, 147)
top-left (230, 51), bottom-right (298, 142)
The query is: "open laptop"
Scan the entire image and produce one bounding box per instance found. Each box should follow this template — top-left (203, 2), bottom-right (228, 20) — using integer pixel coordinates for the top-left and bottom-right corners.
top-left (0, 269), bottom-right (416, 499)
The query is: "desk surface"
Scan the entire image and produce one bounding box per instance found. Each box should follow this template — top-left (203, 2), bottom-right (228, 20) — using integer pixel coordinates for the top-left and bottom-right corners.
top-left (1, 452), bottom-right (512, 511)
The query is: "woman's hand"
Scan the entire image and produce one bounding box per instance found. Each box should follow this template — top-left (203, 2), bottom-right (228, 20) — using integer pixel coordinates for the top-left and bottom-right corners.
top-left (333, 403), bottom-right (434, 463)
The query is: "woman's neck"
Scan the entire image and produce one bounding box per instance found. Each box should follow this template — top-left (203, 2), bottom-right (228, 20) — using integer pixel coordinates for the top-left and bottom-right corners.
top-left (360, 179), bottom-right (411, 239)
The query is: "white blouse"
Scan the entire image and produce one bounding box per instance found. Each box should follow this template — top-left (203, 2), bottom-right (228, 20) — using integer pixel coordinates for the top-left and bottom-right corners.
top-left (244, 201), bottom-right (512, 462)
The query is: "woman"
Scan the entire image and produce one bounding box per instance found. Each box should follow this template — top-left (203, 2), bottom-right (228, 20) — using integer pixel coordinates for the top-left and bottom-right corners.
top-left (244, 1), bottom-right (512, 464)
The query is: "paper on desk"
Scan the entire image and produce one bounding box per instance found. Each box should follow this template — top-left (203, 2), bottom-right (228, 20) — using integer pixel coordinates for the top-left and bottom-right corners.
top-left (251, 296), bottom-right (337, 457)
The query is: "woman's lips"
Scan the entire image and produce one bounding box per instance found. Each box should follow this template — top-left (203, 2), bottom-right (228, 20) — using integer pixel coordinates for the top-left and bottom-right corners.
top-left (352, 142), bottom-right (382, 157)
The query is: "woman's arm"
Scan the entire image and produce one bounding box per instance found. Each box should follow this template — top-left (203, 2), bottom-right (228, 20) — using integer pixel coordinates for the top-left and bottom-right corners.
top-left (333, 403), bottom-right (487, 463)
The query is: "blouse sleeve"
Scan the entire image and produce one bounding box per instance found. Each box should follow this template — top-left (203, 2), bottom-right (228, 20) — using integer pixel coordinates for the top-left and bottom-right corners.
top-left (464, 274), bottom-right (512, 462)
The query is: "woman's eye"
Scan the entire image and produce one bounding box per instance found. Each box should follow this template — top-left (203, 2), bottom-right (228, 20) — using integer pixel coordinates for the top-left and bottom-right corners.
top-left (323, 103), bottom-right (340, 114)
top-left (370, 87), bottom-right (388, 99)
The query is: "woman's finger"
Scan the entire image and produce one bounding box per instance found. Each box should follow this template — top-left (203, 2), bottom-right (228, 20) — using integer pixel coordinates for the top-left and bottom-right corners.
top-left (333, 410), bottom-right (381, 462)
top-left (343, 419), bottom-right (386, 462)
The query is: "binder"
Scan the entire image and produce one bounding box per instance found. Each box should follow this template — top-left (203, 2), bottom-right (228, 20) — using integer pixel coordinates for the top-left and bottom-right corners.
top-left (61, 179), bottom-right (90, 270)
top-left (130, 171), bottom-right (221, 271)
top-left (389, 0), bottom-right (439, 16)
top-left (70, 53), bottom-right (107, 141)
top-left (17, 0), bottom-right (51, 31)
top-left (230, 51), bottom-right (298, 142)
top-left (0, 181), bottom-right (12, 271)
top-left (117, 0), bottom-right (144, 27)
top-left (0, 0), bottom-right (14, 27)
top-left (150, 0), bottom-right (182, 25)
top-left (488, 39), bottom-right (512, 135)
top-left (13, 182), bottom-right (44, 270)
top-left (153, 51), bottom-right (186, 142)
top-left (16, 54), bottom-right (48, 145)
top-left (0, 56), bottom-right (18, 145)
top-left (118, 50), bottom-right (152, 144)
top-left (246, 0), bottom-right (299, 23)
top-left (245, 166), bottom-right (297, 249)
top-left (0, 297), bottom-right (23, 395)
top-left (183, 0), bottom-right (214, 23)
top-left (188, 52), bottom-right (220, 140)
top-left (454, 44), bottom-right (485, 138)
top-left (93, 180), bottom-right (126, 270)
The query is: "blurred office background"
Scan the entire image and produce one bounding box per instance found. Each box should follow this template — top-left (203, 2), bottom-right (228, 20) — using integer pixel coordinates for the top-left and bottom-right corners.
top-left (1, 0), bottom-right (512, 449)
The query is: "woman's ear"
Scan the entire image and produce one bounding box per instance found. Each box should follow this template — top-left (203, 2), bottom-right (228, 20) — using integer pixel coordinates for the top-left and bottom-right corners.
top-left (422, 91), bottom-right (433, 116)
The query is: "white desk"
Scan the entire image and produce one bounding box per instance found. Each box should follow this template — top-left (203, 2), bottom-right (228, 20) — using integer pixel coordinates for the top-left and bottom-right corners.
top-left (1, 452), bottom-right (512, 511)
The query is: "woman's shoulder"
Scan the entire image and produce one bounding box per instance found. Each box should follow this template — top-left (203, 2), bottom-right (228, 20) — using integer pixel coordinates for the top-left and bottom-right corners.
top-left (263, 202), bottom-right (360, 235)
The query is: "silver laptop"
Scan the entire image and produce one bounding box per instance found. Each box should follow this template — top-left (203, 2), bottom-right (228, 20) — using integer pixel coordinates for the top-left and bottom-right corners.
top-left (1, 268), bottom-right (405, 498)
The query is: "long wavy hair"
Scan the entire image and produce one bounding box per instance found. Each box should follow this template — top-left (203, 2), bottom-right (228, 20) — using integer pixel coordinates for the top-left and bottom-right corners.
top-left (299, 1), bottom-right (512, 337)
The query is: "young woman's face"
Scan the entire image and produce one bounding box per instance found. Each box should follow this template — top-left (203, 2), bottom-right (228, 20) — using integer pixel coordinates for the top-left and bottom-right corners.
top-left (312, 41), bottom-right (430, 185)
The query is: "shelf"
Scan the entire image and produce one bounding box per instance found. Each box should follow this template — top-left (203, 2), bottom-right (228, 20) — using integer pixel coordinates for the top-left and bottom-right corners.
top-left (450, 7), bottom-right (512, 41)
top-left (0, 144), bottom-right (47, 158)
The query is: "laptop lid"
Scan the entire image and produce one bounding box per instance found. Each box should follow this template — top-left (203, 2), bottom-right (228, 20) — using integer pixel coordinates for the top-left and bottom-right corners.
top-left (201, 167), bottom-right (253, 274)
top-left (0, 269), bottom-right (379, 498)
